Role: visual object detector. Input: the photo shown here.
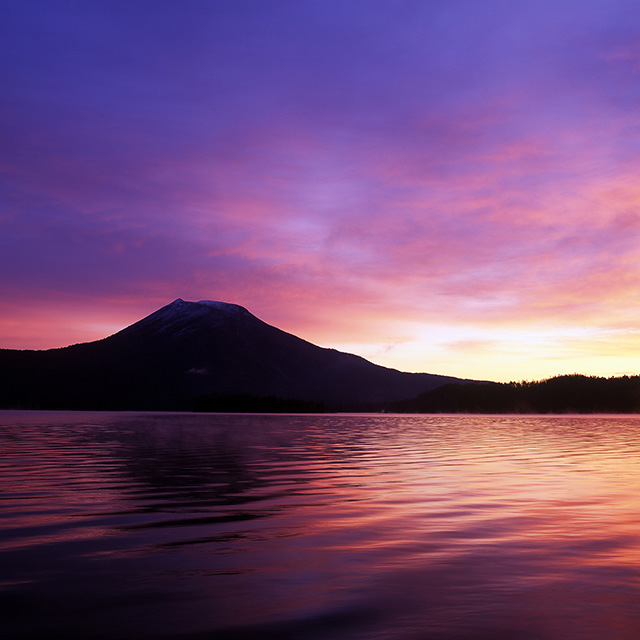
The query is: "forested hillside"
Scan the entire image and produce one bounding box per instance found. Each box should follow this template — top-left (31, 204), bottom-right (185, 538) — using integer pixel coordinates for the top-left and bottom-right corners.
top-left (393, 374), bottom-right (640, 413)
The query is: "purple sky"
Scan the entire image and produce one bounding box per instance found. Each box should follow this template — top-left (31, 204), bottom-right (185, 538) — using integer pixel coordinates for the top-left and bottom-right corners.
top-left (2, 0), bottom-right (640, 381)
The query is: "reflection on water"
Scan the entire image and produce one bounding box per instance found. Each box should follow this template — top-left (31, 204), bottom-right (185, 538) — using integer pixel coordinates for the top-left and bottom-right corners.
top-left (3, 411), bottom-right (640, 639)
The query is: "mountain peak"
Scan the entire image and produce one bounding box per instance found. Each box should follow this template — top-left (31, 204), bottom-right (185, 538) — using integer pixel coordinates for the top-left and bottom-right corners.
top-left (0, 297), bottom-right (468, 410)
top-left (167, 298), bottom-right (246, 313)
top-left (197, 300), bottom-right (249, 315)
top-left (123, 299), bottom-right (255, 339)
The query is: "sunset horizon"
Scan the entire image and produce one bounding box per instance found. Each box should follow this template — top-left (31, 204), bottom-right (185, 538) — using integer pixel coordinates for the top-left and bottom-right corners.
top-left (4, 4), bottom-right (640, 633)
top-left (2, 1), bottom-right (639, 384)
top-left (1, 295), bottom-right (636, 385)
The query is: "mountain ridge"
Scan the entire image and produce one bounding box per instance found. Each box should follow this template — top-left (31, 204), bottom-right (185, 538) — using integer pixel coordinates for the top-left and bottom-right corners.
top-left (0, 299), bottom-right (472, 411)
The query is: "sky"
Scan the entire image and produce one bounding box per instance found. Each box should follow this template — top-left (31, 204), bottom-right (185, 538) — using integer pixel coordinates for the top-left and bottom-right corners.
top-left (2, 0), bottom-right (640, 383)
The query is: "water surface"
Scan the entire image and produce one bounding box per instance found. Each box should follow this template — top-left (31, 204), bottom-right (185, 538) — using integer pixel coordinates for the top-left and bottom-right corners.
top-left (3, 411), bottom-right (640, 639)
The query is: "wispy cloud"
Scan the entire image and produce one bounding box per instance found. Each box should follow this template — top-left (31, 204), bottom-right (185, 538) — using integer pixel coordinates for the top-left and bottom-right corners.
top-left (1, 0), bottom-right (639, 380)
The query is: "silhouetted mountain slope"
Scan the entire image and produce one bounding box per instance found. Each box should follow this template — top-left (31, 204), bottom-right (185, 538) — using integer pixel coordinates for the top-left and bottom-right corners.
top-left (0, 299), bottom-right (467, 411)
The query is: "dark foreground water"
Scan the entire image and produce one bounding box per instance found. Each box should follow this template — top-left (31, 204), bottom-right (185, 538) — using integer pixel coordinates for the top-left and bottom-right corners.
top-left (3, 412), bottom-right (640, 639)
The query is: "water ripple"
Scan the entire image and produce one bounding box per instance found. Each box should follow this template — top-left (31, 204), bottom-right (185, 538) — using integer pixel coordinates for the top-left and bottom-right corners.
top-left (3, 411), bottom-right (640, 639)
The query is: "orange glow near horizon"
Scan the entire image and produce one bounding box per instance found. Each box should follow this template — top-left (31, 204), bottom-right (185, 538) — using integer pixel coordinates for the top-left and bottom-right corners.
top-left (1, 2), bottom-right (639, 381)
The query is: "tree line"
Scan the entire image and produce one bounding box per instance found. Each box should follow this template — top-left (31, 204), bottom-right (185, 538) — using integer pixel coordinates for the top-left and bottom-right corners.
top-left (192, 393), bottom-right (326, 413)
top-left (392, 374), bottom-right (640, 414)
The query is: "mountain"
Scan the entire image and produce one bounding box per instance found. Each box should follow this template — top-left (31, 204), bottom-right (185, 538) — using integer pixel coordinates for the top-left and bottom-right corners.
top-left (0, 298), bottom-right (469, 411)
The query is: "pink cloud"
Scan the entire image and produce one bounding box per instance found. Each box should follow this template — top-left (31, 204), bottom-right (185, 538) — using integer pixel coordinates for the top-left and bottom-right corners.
top-left (2, 1), bottom-right (640, 381)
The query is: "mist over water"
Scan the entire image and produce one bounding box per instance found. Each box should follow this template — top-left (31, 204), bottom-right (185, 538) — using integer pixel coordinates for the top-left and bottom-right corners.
top-left (3, 411), bottom-right (640, 639)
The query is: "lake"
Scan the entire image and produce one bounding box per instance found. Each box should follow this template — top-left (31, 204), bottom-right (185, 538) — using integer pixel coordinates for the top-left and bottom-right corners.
top-left (3, 411), bottom-right (640, 639)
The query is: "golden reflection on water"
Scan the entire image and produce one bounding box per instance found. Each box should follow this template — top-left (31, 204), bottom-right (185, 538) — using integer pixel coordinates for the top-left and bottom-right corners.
top-left (3, 412), bottom-right (640, 639)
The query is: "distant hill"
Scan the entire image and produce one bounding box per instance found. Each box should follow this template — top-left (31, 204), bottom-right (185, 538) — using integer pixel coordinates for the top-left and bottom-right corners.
top-left (0, 298), bottom-right (469, 411)
top-left (392, 374), bottom-right (640, 414)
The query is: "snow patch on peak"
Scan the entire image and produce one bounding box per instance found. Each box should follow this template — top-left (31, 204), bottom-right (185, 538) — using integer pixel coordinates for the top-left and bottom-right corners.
top-left (148, 298), bottom-right (193, 323)
top-left (150, 299), bottom-right (251, 325)
top-left (197, 300), bottom-right (244, 313)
